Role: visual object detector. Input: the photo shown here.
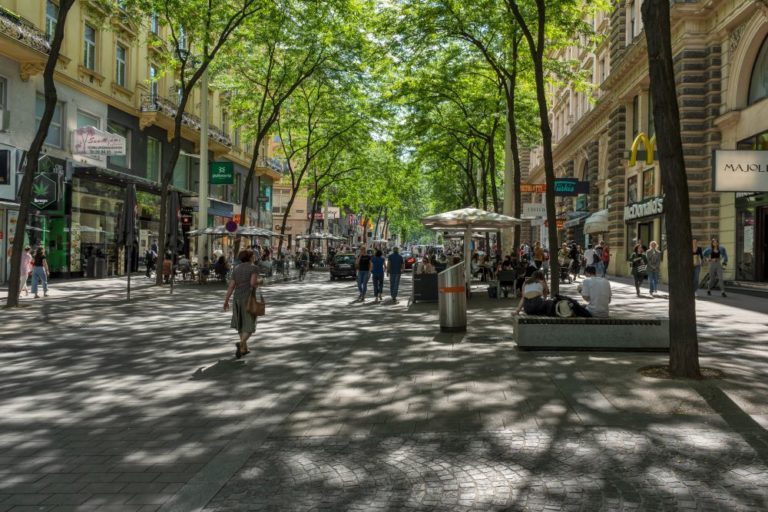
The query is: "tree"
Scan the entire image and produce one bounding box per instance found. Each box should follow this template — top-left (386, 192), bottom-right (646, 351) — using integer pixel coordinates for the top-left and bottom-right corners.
top-left (642, 0), bottom-right (701, 378)
top-left (131, 0), bottom-right (265, 284)
top-left (5, 0), bottom-right (75, 308)
top-left (273, 80), bottom-right (361, 255)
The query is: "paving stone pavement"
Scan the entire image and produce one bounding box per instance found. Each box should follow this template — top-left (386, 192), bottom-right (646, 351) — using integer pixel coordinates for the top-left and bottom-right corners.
top-left (0, 272), bottom-right (767, 511)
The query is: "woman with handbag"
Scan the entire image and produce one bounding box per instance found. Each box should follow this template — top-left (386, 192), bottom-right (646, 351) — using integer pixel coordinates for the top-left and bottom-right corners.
top-left (223, 249), bottom-right (263, 359)
top-left (629, 244), bottom-right (648, 297)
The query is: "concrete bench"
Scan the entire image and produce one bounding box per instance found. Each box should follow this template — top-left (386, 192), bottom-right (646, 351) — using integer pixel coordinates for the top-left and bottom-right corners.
top-left (513, 315), bottom-right (670, 351)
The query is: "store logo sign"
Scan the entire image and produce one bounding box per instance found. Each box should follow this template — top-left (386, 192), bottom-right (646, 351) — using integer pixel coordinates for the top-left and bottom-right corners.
top-left (209, 161), bottom-right (234, 185)
top-left (629, 132), bottom-right (656, 166)
top-left (624, 196), bottom-right (664, 221)
top-left (31, 173), bottom-right (57, 210)
top-left (714, 150), bottom-right (768, 192)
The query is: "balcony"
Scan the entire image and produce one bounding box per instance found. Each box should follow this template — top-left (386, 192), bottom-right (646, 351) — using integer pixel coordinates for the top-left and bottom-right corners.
top-left (140, 94), bottom-right (232, 153)
top-left (0, 6), bottom-right (51, 80)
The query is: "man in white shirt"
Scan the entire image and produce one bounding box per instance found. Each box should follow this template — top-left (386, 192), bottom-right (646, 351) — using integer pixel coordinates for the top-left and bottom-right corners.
top-left (578, 265), bottom-right (611, 317)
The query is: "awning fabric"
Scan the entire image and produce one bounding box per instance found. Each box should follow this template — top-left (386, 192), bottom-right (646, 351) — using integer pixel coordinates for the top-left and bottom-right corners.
top-left (584, 209), bottom-right (609, 234)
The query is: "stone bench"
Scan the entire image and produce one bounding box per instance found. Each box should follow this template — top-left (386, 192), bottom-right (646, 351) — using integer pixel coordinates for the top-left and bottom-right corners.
top-left (513, 315), bottom-right (670, 351)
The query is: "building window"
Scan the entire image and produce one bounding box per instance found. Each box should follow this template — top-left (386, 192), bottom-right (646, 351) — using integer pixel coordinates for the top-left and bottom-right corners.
top-left (84, 24), bottom-right (97, 70)
top-left (115, 44), bottom-right (127, 87)
top-left (749, 35), bottom-right (768, 105)
top-left (45, 1), bottom-right (58, 42)
top-left (233, 127), bottom-right (240, 147)
top-left (222, 111), bottom-right (229, 134)
top-left (631, 95), bottom-right (640, 140)
top-left (647, 94), bottom-right (655, 137)
top-left (149, 63), bottom-right (159, 99)
top-left (0, 76), bottom-right (7, 109)
top-left (173, 154), bottom-right (189, 190)
top-left (628, 0), bottom-right (636, 41)
top-left (150, 12), bottom-right (159, 34)
top-left (76, 110), bottom-right (99, 129)
top-left (147, 136), bottom-right (162, 183)
top-left (107, 122), bottom-right (130, 168)
top-left (35, 93), bottom-right (63, 148)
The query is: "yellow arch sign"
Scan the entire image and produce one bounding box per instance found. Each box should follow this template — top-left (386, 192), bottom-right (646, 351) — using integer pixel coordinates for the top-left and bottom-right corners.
top-left (629, 132), bottom-right (656, 166)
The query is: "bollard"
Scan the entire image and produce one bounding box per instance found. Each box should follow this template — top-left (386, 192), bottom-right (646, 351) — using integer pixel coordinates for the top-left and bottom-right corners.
top-left (438, 262), bottom-right (467, 332)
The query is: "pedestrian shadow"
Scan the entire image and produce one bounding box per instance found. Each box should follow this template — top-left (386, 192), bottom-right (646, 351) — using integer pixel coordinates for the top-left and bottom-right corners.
top-left (191, 359), bottom-right (247, 380)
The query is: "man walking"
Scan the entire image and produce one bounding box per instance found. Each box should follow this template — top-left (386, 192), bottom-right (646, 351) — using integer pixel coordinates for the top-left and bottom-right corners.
top-left (387, 246), bottom-right (404, 303)
top-left (355, 246), bottom-right (372, 302)
top-left (646, 241), bottom-right (662, 297)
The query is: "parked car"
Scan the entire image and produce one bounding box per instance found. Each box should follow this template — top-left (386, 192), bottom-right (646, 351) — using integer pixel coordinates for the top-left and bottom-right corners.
top-left (402, 251), bottom-right (417, 271)
top-left (330, 253), bottom-right (357, 280)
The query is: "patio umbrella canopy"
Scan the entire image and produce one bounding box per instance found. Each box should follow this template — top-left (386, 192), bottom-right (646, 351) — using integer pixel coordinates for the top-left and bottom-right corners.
top-left (422, 208), bottom-right (521, 293)
top-left (296, 232), bottom-right (344, 241)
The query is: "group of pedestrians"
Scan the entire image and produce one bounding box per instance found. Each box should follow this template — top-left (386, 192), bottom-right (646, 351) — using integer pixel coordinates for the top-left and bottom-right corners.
top-left (354, 246), bottom-right (404, 303)
top-left (18, 246), bottom-right (50, 298)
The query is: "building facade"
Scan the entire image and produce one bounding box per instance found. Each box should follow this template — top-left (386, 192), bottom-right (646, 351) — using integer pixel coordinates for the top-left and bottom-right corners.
top-left (0, 0), bottom-right (278, 281)
top-left (527, 0), bottom-right (768, 283)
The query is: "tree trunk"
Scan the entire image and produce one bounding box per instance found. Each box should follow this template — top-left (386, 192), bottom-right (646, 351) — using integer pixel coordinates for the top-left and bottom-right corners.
top-left (506, 0), bottom-right (559, 295)
top-left (235, 142), bottom-right (262, 255)
top-left (642, 0), bottom-right (701, 378)
top-left (5, 0), bottom-right (75, 308)
top-left (156, 107), bottom-right (186, 286)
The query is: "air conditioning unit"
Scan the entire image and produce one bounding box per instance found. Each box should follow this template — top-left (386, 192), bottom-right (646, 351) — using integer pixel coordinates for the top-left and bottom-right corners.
top-left (0, 108), bottom-right (10, 132)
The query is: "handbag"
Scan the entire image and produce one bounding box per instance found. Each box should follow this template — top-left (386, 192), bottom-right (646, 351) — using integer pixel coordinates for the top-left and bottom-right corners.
top-left (246, 288), bottom-right (266, 317)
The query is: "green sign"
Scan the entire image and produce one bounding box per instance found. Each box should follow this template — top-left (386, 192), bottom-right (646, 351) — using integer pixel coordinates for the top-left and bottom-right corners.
top-left (209, 161), bottom-right (234, 185)
top-left (31, 173), bottom-right (58, 210)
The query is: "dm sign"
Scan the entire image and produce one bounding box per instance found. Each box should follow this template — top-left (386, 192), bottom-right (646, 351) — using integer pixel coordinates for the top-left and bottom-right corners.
top-left (31, 173), bottom-right (58, 210)
top-left (209, 161), bottom-right (234, 185)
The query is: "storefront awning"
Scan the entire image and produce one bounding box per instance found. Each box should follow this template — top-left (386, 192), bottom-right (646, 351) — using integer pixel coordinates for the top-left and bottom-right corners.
top-left (563, 211), bottom-right (590, 228)
top-left (584, 209), bottom-right (609, 234)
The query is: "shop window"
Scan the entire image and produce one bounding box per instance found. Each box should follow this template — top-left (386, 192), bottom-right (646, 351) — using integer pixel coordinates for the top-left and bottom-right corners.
top-left (45, 1), bottom-right (58, 42)
top-left (35, 93), bottom-right (64, 148)
top-left (107, 122), bottom-right (130, 169)
top-left (749, 35), bottom-right (768, 105)
top-left (0, 149), bottom-right (10, 185)
top-left (627, 175), bottom-right (638, 204)
top-left (642, 168), bottom-right (654, 199)
top-left (146, 136), bottom-right (162, 182)
top-left (84, 24), bottom-right (97, 71)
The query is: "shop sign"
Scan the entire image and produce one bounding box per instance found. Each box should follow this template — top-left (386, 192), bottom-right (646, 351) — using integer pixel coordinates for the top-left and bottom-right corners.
top-left (71, 126), bottom-right (126, 156)
top-left (713, 150), bottom-right (768, 192)
top-left (520, 183), bottom-right (547, 193)
top-left (31, 173), bottom-right (57, 209)
top-left (307, 212), bottom-right (323, 220)
top-left (628, 132), bottom-right (656, 166)
top-left (522, 203), bottom-right (546, 218)
top-left (326, 207), bottom-right (340, 219)
top-left (553, 178), bottom-right (589, 197)
top-left (180, 206), bottom-right (194, 226)
top-left (209, 161), bottom-right (234, 185)
top-left (624, 196), bottom-right (664, 221)
top-left (275, 225), bottom-right (292, 232)
top-left (544, 219), bottom-right (566, 229)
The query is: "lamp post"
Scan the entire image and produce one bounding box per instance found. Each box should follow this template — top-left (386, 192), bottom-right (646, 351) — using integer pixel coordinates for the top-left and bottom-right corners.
top-left (197, 68), bottom-right (209, 265)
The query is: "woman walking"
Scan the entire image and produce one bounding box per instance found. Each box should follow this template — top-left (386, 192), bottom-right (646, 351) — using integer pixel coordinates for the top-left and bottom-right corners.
top-left (223, 249), bottom-right (263, 359)
top-left (355, 246), bottom-right (372, 302)
top-left (30, 247), bottom-right (50, 298)
top-left (629, 244), bottom-right (648, 297)
top-left (703, 238), bottom-right (728, 297)
top-left (19, 246), bottom-right (32, 297)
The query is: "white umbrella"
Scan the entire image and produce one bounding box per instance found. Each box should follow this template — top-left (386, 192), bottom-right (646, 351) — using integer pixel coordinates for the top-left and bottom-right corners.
top-left (422, 208), bottom-right (521, 293)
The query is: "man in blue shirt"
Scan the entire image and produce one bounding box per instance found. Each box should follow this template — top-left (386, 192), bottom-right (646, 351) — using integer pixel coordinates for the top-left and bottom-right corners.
top-left (387, 247), bottom-right (405, 303)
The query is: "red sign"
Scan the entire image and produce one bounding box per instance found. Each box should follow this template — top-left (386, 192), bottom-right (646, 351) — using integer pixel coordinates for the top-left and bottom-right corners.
top-left (544, 219), bottom-right (566, 229)
top-left (520, 183), bottom-right (547, 193)
top-left (233, 214), bottom-right (241, 224)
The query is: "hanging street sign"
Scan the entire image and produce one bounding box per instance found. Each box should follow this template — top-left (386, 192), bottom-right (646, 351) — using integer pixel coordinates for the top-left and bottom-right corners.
top-left (31, 173), bottom-right (58, 209)
top-left (209, 161), bottom-right (234, 185)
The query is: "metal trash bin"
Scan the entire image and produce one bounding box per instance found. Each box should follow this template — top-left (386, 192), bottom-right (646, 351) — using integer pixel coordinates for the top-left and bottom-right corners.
top-left (438, 262), bottom-right (467, 332)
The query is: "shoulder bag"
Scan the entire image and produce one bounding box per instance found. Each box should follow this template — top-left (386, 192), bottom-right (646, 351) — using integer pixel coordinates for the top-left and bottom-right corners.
top-left (246, 288), bottom-right (266, 317)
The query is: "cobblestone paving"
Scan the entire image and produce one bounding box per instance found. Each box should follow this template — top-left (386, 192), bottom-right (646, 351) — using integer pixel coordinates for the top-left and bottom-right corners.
top-left (205, 429), bottom-right (768, 512)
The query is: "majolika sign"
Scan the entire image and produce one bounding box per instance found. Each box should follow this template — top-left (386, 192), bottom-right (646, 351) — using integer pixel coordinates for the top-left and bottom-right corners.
top-left (713, 150), bottom-right (768, 192)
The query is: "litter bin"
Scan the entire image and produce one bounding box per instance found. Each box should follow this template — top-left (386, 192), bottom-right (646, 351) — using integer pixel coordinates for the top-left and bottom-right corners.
top-left (438, 262), bottom-right (467, 332)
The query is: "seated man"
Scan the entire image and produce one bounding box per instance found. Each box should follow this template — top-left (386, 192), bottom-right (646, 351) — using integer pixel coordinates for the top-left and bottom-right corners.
top-left (199, 256), bottom-right (211, 283)
top-left (177, 254), bottom-right (191, 280)
top-left (578, 265), bottom-right (611, 317)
